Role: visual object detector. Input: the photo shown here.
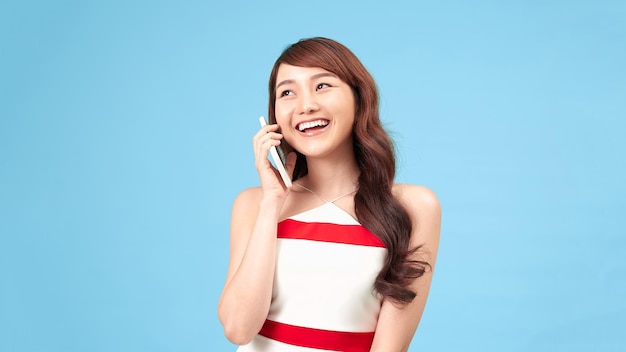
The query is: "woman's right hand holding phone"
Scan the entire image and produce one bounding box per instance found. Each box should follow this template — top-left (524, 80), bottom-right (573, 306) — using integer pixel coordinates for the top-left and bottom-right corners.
top-left (253, 121), bottom-right (296, 202)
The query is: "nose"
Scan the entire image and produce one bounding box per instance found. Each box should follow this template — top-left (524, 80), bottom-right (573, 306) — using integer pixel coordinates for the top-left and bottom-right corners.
top-left (297, 91), bottom-right (319, 115)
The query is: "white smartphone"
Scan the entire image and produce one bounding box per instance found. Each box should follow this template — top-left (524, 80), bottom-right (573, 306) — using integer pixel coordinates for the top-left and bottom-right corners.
top-left (259, 116), bottom-right (292, 188)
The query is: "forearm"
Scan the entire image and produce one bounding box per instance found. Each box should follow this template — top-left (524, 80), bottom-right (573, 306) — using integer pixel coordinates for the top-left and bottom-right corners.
top-left (218, 197), bottom-right (282, 344)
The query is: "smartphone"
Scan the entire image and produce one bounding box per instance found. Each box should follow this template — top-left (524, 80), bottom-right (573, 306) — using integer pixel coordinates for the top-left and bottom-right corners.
top-left (259, 116), bottom-right (292, 188)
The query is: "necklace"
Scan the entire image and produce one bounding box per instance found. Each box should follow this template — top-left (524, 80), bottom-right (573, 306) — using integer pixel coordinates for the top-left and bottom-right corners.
top-left (294, 182), bottom-right (357, 204)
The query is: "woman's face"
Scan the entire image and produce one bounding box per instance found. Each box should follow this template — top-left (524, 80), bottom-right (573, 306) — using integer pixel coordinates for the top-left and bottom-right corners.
top-left (274, 64), bottom-right (356, 159)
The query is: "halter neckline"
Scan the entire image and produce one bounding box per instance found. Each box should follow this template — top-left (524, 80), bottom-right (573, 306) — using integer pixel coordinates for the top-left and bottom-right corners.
top-left (294, 182), bottom-right (357, 204)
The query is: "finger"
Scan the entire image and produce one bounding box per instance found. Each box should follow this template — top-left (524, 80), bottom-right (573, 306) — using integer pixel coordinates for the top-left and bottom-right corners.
top-left (255, 132), bottom-right (282, 151)
top-left (252, 125), bottom-right (282, 146)
top-left (255, 123), bottom-right (280, 137)
top-left (254, 134), bottom-right (283, 156)
top-left (255, 138), bottom-right (281, 167)
top-left (262, 138), bottom-right (281, 151)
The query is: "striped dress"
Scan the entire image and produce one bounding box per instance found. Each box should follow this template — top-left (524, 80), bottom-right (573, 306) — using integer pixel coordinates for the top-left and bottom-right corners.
top-left (237, 202), bottom-right (387, 352)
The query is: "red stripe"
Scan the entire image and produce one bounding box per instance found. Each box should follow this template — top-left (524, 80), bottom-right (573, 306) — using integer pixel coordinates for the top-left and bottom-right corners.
top-left (277, 219), bottom-right (385, 248)
top-left (259, 319), bottom-right (375, 351)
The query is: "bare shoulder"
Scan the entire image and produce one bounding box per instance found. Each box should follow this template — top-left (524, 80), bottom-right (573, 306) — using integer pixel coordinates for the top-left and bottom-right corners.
top-left (392, 184), bottom-right (441, 243)
top-left (232, 187), bottom-right (263, 210)
top-left (392, 183), bottom-right (441, 215)
top-left (230, 187), bottom-right (264, 228)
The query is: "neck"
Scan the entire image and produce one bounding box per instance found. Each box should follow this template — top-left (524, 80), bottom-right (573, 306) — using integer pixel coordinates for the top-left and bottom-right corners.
top-left (298, 153), bottom-right (360, 198)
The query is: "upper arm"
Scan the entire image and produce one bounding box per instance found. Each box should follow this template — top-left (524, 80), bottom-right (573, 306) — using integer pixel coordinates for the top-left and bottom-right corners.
top-left (221, 188), bottom-right (263, 290)
top-left (370, 185), bottom-right (441, 351)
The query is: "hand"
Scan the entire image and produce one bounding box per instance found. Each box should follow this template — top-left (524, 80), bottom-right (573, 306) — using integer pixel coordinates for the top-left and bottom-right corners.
top-left (252, 123), bottom-right (296, 200)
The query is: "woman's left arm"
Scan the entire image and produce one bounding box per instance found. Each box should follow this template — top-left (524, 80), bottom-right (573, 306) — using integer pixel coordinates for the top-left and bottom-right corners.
top-left (370, 185), bottom-right (442, 352)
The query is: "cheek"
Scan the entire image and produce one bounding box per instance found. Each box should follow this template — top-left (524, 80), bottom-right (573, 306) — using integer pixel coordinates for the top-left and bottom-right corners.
top-left (273, 108), bottom-right (285, 124)
top-left (274, 106), bottom-right (293, 137)
top-left (274, 112), bottom-right (289, 128)
top-left (274, 102), bottom-right (291, 122)
top-left (332, 96), bottom-right (356, 121)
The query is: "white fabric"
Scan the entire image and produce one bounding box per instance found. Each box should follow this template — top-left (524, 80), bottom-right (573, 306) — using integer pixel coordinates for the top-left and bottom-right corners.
top-left (237, 335), bottom-right (341, 352)
top-left (237, 203), bottom-right (386, 351)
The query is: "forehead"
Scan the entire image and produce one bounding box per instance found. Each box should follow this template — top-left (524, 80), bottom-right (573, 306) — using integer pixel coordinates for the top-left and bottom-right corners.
top-left (276, 64), bottom-right (335, 83)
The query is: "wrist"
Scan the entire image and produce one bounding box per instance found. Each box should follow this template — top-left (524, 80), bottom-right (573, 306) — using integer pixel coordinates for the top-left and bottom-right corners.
top-left (258, 196), bottom-right (285, 218)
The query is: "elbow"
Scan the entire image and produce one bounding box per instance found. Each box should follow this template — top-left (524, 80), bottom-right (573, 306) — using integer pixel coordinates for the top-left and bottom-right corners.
top-left (218, 306), bottom-right (258, 345)
top-left (222, 319), bottom-right (258, 345)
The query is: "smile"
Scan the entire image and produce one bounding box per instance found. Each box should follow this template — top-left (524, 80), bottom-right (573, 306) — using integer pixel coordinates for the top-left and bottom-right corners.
top-left (297, 119), bottom-right (330, 132)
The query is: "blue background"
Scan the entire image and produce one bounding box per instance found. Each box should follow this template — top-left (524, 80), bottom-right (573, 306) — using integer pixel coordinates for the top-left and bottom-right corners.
top-left (1, 0), bottom-right (625, 351)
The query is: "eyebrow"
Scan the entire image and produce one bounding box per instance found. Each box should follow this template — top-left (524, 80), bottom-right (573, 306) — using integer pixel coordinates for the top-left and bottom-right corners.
top-left (275, 72), bottom-right (338, 91)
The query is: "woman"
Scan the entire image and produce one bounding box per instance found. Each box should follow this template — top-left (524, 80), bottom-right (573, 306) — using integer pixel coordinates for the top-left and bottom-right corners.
top-left (218, 37), bottom-right (441, 351)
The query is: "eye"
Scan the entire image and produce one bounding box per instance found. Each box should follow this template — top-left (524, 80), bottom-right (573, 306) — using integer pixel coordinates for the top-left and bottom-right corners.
top-left (279, 90), bottom-right (293, 97)
top-left (316, 83), bottom-right (330, 90)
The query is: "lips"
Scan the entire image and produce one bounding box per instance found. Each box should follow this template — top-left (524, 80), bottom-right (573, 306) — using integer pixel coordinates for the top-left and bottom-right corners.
top-left (296, 119), bottom-right (330, 132)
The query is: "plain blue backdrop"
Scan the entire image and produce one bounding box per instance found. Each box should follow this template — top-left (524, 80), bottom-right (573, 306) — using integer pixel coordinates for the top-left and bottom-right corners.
top-left (1, 0), bottom-right (625, 351)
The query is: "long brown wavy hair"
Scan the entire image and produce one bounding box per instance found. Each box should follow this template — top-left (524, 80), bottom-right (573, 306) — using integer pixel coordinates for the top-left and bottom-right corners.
top-left (267, 37), bottom-right (429, 305)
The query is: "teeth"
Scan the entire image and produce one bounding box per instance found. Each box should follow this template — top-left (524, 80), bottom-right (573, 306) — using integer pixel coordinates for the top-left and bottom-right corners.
top-left (298, 119), bottom-right (329, 132)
